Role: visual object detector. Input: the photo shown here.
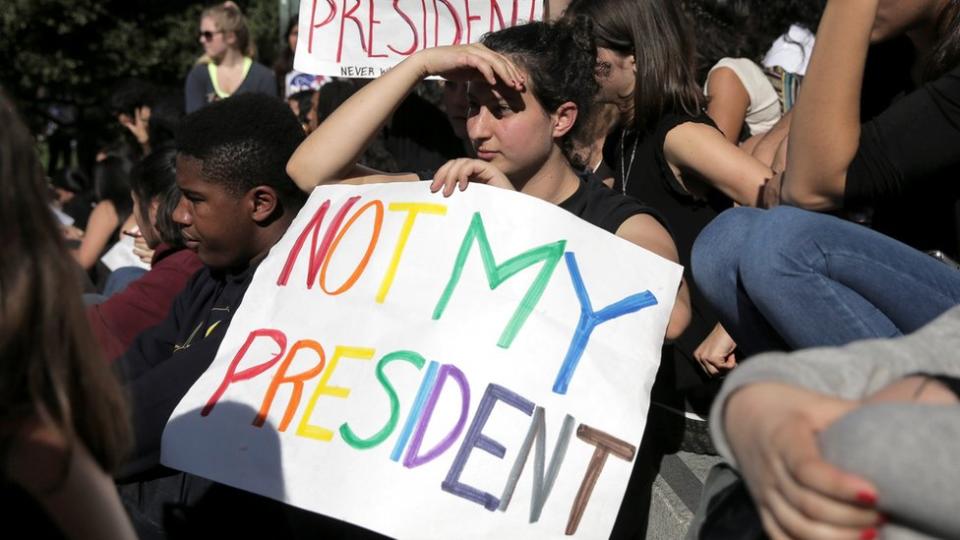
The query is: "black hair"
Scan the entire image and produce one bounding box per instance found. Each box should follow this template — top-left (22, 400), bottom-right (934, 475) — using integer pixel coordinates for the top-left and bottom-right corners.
top-left (50, 167), bottom-right (89, 194)
top-left (315, 80), bottom-right (359, 124)
top-left (565, 0), bottom-right (703, 134)
top-left (681, 0), bottom-right (756, 82)
top-left (481, 17), bottom-right (600, 168)
top-left (108, 79), bottom-right (156, 119)
top-left (129, 145), bottom-right (183, 248)
top-left (744, 0), bottom-right (825, 71)
top-left (93, 155), bottom-right (133, 227)
top-left (175, 93), bottom-right (307, 208)
top-left (146, 91), bottom-right (185, 150)
top-left (924, 2), bottom-right (960, 81)
top-left (289, 89), bottom-right (316, 127)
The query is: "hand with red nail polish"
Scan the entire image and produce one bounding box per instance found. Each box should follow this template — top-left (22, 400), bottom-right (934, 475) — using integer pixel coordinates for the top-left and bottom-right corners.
top-left (725, 383), bottom-right (881, 540)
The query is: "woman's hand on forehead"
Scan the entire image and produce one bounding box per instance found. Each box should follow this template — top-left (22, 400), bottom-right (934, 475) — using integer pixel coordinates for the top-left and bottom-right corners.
top-left (417, 43), bottom-right (526, 90)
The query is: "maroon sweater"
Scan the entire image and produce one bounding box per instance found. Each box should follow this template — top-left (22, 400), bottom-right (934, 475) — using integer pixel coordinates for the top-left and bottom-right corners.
top-left (87, 244), bottom-right (203, 361)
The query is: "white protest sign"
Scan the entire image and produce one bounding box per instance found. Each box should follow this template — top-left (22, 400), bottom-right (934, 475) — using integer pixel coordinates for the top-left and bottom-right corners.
top-left (162, 182), bottom-right (681, 539)
top-left (294, 0), bottom-right (544, 78)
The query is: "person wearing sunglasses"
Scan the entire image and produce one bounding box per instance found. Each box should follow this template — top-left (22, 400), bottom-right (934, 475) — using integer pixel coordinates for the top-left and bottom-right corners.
top-left (184, 1), bottom-right (276, 114)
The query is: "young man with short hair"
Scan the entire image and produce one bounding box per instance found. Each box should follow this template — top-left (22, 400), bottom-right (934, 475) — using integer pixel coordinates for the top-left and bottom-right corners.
top-left (113, 93), bottom-right (330, 538)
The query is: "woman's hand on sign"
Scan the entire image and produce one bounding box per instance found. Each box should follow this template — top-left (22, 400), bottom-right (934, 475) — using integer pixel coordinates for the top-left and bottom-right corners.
top-left (431, 158), bottom-right (514, 197)
top-left (416, 44), bottom-right (525, 90)
top-left (725, 383), bottom-right (881, 540)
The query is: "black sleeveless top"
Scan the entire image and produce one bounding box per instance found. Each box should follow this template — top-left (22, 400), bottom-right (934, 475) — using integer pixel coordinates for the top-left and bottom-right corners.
top-left (417, 169), bottom-right (668, 236)
top-left (606, 113), bottom-right (731, 409)
top-left (558, 171), bottom-right (668, 235)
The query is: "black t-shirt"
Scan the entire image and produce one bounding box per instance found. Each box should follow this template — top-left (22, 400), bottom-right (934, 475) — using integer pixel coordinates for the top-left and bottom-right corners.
top-left (845, 61), bottom-right (960, 257)
top-left (558, 170), bottom-right (666, 234)
top-left (415, 169), bottom-right (665, 235)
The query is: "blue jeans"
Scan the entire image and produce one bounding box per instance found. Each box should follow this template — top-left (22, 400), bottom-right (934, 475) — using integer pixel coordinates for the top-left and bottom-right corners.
top-left (692, 206), bottom-right (960, 356)
top-left (103, 266), bottom-right (148, 297)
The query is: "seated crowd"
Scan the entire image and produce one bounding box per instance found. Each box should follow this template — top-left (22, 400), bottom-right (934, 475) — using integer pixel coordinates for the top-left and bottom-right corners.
top-left (3, 0), bottom-right (960, 538)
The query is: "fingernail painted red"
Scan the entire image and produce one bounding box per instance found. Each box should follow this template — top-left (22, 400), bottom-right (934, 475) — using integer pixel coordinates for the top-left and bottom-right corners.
top-left (856, 491), bottom-right (878, 505)
top-left (877, 513), bottom-right (889, 526)
top-left (860, 528), bottom-right (877, 540)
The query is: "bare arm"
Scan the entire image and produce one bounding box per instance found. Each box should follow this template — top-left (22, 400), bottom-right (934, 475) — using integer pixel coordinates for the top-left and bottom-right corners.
top-left (749, 109), bottom-right (792, 168)
top-left (615, 214), bottom-right (691, 340)
top-left (6, 416), bottom-right (136, 540)
top-left (705, 67), bottom-right (750, 144)
top-left (72, 201), bottom-right (119, 271)
top-left (286, 44), bottom-right (524, 191)
top-left (782, 0), bottom-right (878, 209)
top-left (664, 122), bottom-right (773, 207)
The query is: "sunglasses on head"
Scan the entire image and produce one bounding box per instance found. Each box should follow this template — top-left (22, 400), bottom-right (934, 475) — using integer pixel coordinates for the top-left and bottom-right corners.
top-left (198, 30), bottom-right (223, 41)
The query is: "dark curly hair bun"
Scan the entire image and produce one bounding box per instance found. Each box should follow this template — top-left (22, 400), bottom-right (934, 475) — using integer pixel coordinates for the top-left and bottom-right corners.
top-left (481, 17), bottom-right (600, 168)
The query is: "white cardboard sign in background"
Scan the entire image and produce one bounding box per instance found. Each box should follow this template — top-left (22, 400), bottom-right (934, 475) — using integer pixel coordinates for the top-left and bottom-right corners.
top-left (162, 182), bottom-right (681, 539)
top-left (294, 0), bottom-right (544, 78)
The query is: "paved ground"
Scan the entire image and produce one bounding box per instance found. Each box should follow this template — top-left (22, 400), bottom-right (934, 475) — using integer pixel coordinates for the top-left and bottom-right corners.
top-left (610, 403), bottom-right (724, 540)
top-left (646, 450), bottom-right (722, 539)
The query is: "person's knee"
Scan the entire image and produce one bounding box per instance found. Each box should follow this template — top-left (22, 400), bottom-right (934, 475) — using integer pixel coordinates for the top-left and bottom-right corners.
top-left (691, 207), bottom-right (762, 297)
top-left (739, 206), bottom-right (828, 288)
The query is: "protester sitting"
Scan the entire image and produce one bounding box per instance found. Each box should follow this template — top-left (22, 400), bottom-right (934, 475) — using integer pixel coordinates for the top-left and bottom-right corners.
top-left (686, 0), bottom-right (814, 143)
top-left (562, 0), bottom-right (772, 410)
top-left (700, 305), bottom-right (960, 539)
top-left (71, 155), bottom-right (133, 273)
top-left (184, 1), bottom-right (276, 113)
top-left (286, 18), bottom-right (691, 341)
top-left (112, 93), bottom-right (347, 538)
top-left (86, 146), bottom-right (203, 362)
top-left (692, 0), bottom-right (960, 359)
top-left (0, 91), bottom-right (136, 540)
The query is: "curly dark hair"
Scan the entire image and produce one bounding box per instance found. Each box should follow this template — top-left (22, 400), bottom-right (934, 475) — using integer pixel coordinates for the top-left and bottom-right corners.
top-left (481, 17), bottom-right (600, 168)
top-left (175, 93), bottom-right (307, 208)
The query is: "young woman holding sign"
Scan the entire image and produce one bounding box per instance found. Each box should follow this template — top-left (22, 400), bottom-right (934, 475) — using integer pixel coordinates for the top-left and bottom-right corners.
top-left (287, 18), bottom-right (691, 341)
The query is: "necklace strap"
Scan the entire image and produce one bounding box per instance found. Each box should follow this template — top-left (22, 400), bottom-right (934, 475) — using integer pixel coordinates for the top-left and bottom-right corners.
top-left (619, 130), bottom-right (639, 195)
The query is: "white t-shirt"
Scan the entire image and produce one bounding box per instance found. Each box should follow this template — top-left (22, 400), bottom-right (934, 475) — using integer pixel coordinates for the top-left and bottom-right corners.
top-left (704, 57), bottom-right (782, 136)
top-left (763, 24), bottom-right (816, 75)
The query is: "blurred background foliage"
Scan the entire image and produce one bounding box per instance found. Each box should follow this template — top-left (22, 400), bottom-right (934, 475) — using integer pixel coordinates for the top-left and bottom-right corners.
top-left (0, 0), bottom-right (284, 171)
